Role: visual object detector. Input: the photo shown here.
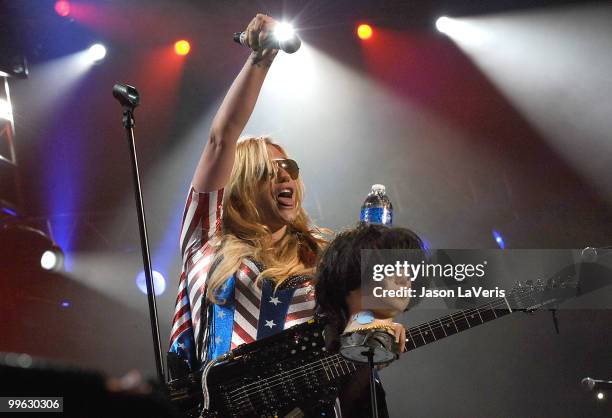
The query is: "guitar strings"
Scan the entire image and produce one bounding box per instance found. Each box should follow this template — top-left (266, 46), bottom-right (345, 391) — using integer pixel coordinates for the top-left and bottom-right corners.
top-left (228, 353), bottom-right (354, 412)
top-left (405, 281), bottom-right (561, 337)
top-left (405, 297), bottom-right (512, 340)
top-left (227, 350), bottom-right (348, 400)
top-left (227, 354), bottom-right (344, 411)
top-left (406, 289), bottom-right (541, 340)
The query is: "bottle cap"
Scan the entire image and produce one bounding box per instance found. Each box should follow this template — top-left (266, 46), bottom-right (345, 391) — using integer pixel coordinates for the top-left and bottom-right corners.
top-left (371, 184), bottom-right (386, 193)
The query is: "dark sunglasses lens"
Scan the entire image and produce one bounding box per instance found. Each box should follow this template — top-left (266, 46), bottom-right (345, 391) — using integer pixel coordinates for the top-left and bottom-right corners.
top-left (276, 159), bottom-right (299, 179)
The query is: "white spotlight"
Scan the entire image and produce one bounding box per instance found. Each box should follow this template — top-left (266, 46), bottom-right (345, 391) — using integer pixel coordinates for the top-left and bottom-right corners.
top-left (274, 22), bottom-right (295, 42)
top-left (436, 16), bottom-right (453, 34)
top-left (597, 392), bottom-right (605, 400)
top-left (434, 16), bottom-right (485, 45)
top-left (0, 99), bottom-right (12, 120)
top-left (87, 43), bottom-right (107, 63)
top-left (40, 251), bottom-right (57, 270)
top-left (41, 249), bottom-right (64, 271)
top-left (136, 270), bottom-right (167, 296)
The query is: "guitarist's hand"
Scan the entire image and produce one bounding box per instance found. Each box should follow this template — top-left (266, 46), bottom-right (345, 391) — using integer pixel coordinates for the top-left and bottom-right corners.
top-left (388, 321), bottom-right (407, 353)
top-left (344, 318), bottom-right (407, 353)
top-left (372, 322), bottom-right (406, 371)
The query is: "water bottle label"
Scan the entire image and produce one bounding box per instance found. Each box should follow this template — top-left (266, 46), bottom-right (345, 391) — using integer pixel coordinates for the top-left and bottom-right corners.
top-left (360, 207), bottom-right (392, 225)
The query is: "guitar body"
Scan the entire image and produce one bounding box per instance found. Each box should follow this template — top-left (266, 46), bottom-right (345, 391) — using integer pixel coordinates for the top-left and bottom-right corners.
top-left (204, 319), bottom-right (345, 417)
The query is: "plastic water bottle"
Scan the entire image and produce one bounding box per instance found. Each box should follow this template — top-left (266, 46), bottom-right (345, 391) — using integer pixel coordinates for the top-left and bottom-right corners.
top-left (360, 184), bottom-right (393, 226)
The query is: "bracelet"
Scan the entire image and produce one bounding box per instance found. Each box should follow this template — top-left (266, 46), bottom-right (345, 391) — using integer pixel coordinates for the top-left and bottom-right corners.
top-left (344, 324), bottom-right (396, 334)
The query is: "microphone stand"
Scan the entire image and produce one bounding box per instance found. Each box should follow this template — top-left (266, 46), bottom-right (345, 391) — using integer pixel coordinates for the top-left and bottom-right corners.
top-left (114, 87), bottom-right (165, 383)
top-left (365, 349), bottom-right (379, 418)
top-left (340, 330), bottom-right (399, 418)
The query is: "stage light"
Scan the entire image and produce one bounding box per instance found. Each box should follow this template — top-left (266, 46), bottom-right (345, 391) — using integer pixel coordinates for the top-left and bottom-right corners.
top-left (0, 224), bottom-right (65, 272)
top-left (357, 24), bottom-right (373, 40)
top-left (274, 22), bottom-right (295, 42)
top-left (174, 40), bottom-right (191, 56)
top-left (0, 98), bottom-right (12, 120)
top-left (492, 229), bottom-right (506, 249)
top-left (40, 246), bottom-right (65, 271)
top-left (1, 207), bottom-right (18, 216)
top-left (54, 1), bottom-right (71, 17)
top-left (136, 270), bottom-right (167, 296)
top-left (435, 16), bottom-right (484, 44)
top-left (596, 392), bottom-right (605, 400)
top-left (436, 16), bottom-right (453, 34)
top-left (61, 300), bottom-right (71, 308)
top-left (41, 251), bottom-right (57, 270)
top-left (86, 43), bottom-right (107, 63)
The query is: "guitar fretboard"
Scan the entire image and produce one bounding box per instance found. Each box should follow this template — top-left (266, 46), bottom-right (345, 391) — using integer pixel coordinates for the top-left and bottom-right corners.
top-left (405, 296), bottom-right (514, 351)
top-left (318, 296), bottom-right (516, 378)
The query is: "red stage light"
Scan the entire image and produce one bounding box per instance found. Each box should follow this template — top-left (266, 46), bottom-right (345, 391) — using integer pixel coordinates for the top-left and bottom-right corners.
top-left (357, 24), bottom-right (373, 40)
top-left (54, 0), bottom-right (71, 17)
top-left (174, 40), bottom-right (191, 56)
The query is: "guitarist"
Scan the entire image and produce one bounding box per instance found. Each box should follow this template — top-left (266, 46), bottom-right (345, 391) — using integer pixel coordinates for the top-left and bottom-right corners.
top-left (315, 223), bottom-right (426, 417)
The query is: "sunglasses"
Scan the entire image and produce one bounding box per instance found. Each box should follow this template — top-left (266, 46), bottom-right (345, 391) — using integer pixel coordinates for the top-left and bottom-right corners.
top-left (272, 158), bottom-right (300, 180)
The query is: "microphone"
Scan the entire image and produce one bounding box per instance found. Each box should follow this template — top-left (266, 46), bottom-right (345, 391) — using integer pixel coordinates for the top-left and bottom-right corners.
top-left (112, 83), bottom-right (140, 108)
top-left (233, 29), bottom-right (301, 54)
top-left (581, 377), bottom-right (612, 391)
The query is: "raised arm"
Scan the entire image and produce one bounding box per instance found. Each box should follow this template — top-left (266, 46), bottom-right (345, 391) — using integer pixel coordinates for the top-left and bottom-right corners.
top-left (192, 14), bottom-right (279, 192)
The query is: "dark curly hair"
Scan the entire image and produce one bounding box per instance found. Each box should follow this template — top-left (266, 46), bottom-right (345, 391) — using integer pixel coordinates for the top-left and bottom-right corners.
top-left (315, 224), bottom-right (426, 329)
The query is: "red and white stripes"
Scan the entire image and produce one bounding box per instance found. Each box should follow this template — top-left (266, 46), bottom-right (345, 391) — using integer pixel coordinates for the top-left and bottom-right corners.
top-left (285, 281), bottom-right (316, 329)
top-left (171, 186), bottom-right (317, 360)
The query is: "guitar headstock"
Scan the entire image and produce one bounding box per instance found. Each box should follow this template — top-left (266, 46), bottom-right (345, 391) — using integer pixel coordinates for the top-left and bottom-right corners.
top-left (509, 274), bottom-right (579, 311)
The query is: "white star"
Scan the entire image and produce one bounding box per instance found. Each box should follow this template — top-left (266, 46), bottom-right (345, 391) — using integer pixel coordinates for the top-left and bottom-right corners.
top-left (178, 342), bottom-right (185, 349)
top-left (217, 310), bottom-right (225, 318)
top-left (264, 320), bottom-right (276, 329)
top-left (269, 296), bottom-right (281, 306)
top-left (214, 336), bottom-right (222, 344)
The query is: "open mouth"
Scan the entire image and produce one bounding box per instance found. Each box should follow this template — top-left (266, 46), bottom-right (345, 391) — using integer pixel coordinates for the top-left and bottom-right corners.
top-left (276, 188), bottom-right (294, 208)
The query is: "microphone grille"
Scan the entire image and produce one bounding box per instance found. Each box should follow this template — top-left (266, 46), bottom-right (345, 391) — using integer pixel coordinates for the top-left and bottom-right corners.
top-left (279, 36), bottom-right (302, 54)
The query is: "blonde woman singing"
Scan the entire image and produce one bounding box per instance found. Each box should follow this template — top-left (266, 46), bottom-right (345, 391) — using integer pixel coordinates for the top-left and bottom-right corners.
top-left (169, 12), bottom-right (325, 382)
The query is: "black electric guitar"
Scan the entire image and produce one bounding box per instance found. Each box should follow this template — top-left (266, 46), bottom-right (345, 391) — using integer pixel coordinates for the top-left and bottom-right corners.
top-left (168, 276), bottom-right (579, 417)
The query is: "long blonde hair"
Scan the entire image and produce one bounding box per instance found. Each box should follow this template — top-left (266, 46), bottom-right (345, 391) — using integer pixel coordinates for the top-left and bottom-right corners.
top-left (206, 136), bottom-right (326, 304)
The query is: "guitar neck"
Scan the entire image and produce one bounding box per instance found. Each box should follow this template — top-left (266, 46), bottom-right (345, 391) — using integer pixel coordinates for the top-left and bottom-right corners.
top-left (323, 296), bottom-right (516, 377)
top-left (405, 296), bottom-right (514, 351)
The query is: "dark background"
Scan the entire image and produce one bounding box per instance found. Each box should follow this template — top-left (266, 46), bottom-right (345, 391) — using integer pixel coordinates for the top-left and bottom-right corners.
top-left (0, 0), bottom-right (611, 416)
